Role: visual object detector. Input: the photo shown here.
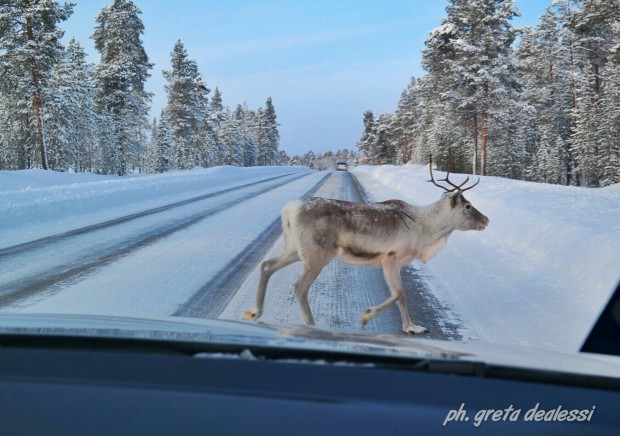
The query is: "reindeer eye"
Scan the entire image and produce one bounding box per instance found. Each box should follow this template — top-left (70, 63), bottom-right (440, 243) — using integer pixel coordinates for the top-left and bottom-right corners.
top-left (465, 203), bottom-right (471, 210)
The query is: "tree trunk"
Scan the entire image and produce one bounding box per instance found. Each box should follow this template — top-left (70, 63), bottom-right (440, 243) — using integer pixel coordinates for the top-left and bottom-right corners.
top-left (26, 15), bottom-right (48, 170)
top-left (472, 113), bottom-right (478, 174)
top-left (481, 110), bottom-right (488, 176)
top-left (32, 93), bottom-right (48, 170)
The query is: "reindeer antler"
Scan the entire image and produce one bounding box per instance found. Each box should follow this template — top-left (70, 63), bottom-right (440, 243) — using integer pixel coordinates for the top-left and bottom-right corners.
top-left (428, 154), bottom-right (480, 193)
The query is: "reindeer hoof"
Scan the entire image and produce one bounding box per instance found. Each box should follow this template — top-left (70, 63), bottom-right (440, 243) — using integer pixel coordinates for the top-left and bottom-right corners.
top-left (243, 308), bottom-right (260, 321)
top-left (360, 308), bottom-right (378, 327)
top-left (404, 325), bottom-right (429, 335)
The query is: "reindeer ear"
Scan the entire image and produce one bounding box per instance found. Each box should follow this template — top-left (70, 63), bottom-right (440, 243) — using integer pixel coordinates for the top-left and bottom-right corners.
top-left (449, 192), bottom-right (461, 208)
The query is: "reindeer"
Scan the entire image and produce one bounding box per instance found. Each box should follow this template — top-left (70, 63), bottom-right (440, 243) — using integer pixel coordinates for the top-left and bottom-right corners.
top-left (243, 162), bottom-right (489, 334)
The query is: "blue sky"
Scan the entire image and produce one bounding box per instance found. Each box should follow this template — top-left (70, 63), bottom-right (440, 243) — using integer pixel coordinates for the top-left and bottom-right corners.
top-left (61, 0), bottom-right (549, 156)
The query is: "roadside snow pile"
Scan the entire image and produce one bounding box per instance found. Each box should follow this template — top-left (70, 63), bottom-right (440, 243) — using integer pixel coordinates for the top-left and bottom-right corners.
top-left (0, 166), bottom-right (309, 249)
top-left (353, 164), bottom-right (620, 352)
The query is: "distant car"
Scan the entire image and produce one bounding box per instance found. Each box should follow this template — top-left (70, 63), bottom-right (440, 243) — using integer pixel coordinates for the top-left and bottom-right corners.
top-left (336, 161), bottom-right (348, 171)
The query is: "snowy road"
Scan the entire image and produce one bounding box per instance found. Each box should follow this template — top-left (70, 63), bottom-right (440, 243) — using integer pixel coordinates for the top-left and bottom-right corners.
top-left (0, 170), bottom-right (324, 313)
top-left (0, 173), bottom-right (306, 305)
top-left (0, 168), bottom-right (464, 339)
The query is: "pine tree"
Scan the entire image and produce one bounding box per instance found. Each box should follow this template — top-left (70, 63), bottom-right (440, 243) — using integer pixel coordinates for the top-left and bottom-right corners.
top-left (94, 106), bottom-right (118, 175)
top-left (357, 110), bottom-right (377, 163)
top-left (374, 113), bottom-right (398, 164)
top-left (163, 39), bottom-right (209, 170)
top-left (92, 0), bottom-right (152, 175)
top-left (144, 117), bottom-right (158, 173)
top-left (153, 111), bottom-right (173, 173)
top-left (394, 77), bottom-right (422, 164)
top-left (45, 38), bottom-right (98, 172)
top-left (516, 0), bottom-right (619, 186)
top-left (598, 60), bottom-right (620, 186)
top-left (0, 91), bottom-right (27, 170)
top-left (0, 0), bottom-right (73, 169)
top-left (263, 97), bottom-right (280, 165)
top-left (0, 93), bottom-right (14, 169)
top-left (234, 104), bottom-right (258, 167)
top-left (422, 0), bottom-right (520, 175)
top-left (255, 98), bottom-right (280, 166)
top-left (570, 68), bottom-right (601, 186)
top-left (256, 107), bottom-right (269, 166)
top-left (566, 0), bottom-right (620, 186)
top-left (205, 87), bottom-right (226, 166)
top-left (220, 109), bottom-right (243, 166)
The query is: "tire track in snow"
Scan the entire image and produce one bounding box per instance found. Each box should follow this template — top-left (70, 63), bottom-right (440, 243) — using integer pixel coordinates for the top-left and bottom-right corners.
top-left (0, 173), bottom-right (309, 308)
top-left (0, 173), bottom-right (294, 260)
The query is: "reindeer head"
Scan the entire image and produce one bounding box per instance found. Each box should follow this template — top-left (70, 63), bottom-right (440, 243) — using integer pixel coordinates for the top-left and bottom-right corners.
top-left (428, 159), bottom-right (489, 231)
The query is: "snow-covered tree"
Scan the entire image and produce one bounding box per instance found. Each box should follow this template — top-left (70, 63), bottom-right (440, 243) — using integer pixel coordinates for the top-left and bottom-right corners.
top-left (163, 39), bottom-right (209, 170)
top-left (421, 0), bottom-right (521, 175)
top-left (153, 111), bottom-right (174, 173)
top-left (257, 97), bottom-right (280, 166)
top-left (374, 113), bottom-right (398, 164)
top-left (393, 77), bottom-right (422, 164)
top-left (416, 78), bottom-right (471, 173)
top-left (598, 59), bottom-right (620, 186)
top-left (357, 110), bottom-right (377, 163)
top-left (234, 104), bottom-right (258, 167)
top-left (517, 3), bottom-right (586, 185)
top-left (204, 87), bottom-right (226, 166)
top-left (0, 92), bottom-right (28, 170)
top-left (570, 68), bottom-right (602, 186)
top-left (255, 107), bottom-right (268, 166)
top-left (220, 109), bottom-right (244, 166)
top-left (567, 0), bottom-right (619, 186)
top-left (529, 133), bottom-right (566, 184)
top-left (92, 0), bottom-right (152, 175)
top-left (144, 117), bottom-right (158, 173)
top-left (44, 39), bottom-right (98, 172)
top-left (0, 0), bottom-right (73, 169)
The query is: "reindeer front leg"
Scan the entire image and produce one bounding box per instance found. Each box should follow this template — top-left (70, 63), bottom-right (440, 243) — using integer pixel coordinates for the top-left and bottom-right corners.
top-left (244, 247), bottom-right (300, 322)
top-left (292, 257), bottom-right (330, 325)
top-left (361, 262), bottom-right (428, 335)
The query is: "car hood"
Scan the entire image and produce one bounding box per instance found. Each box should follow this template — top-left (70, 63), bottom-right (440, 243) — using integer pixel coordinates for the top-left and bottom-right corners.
top-left (0, 313), bottom-right (618, 380)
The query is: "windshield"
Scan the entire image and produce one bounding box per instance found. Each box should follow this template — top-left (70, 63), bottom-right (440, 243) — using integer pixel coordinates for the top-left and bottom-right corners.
top-left (0, 0), bottom-right (619, 377)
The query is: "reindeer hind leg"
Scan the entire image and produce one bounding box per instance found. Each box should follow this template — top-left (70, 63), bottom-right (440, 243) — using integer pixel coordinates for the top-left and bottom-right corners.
top-left (361, 262), bottom-right (428, 334)
top-left (385, 265), bottom-right (428, 334)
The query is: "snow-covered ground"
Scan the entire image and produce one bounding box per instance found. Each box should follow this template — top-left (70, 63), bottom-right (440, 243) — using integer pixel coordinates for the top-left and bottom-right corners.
top-left (0, 166), bottom-right (320, 316)
top-left (1, 164), bottom-right (618, 353)
top-left (353, 164), bottom-right (620, 352)
top-left (0, 166), bottom-right (308, 249)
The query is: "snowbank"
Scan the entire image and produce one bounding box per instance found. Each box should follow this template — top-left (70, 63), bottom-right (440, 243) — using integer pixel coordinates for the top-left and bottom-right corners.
top-left (353, 164), bottom-right (620, 352)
